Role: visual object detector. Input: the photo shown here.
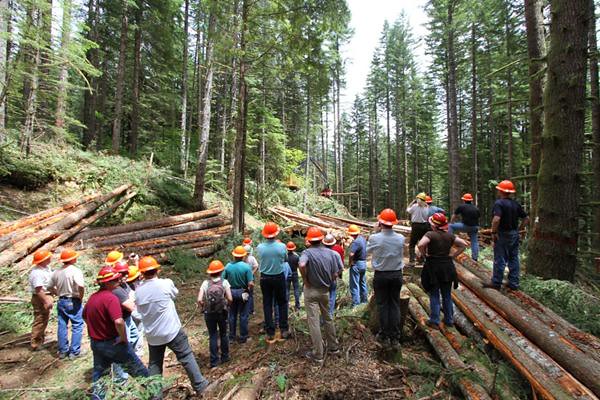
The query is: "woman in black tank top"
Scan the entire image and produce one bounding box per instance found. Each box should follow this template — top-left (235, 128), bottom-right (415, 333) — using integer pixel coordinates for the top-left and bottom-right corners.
top-left (417, 213), bottom-right (468, 329)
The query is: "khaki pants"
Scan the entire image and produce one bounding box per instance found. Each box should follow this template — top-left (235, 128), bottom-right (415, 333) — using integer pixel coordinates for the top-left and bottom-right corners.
top-left (31, 295), bottom-right (50, 349)
top-left (304, 285), bottom-right (338, 359)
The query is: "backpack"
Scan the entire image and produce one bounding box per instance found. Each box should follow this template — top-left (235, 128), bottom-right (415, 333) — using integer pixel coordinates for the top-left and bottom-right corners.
top-left (204, 280), bottom-right (227, 313)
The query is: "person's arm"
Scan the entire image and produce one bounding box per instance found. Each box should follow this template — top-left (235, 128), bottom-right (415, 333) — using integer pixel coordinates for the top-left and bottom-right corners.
top-left (169, 280), bottom-right (179, 299)
top-left (450, 237), bottom-right (468, 258)
top-left (78, 286), bottom-right (85, 300)
top-left (299, 258), bottom-right (309, 288)
top-left (519, 217), bottom-right (530, 232)
top-left (491, 215), bottom-right (501, 242)
top-left (417, 235), bottom-right (430, 259)
top-left (246, 269), bottom-right (255, 289)
top-left (114, 318), bottom-right (127, 344)
top-left (75, 271), bottom-right (85, 299)
top-left (35, 286), bottom-right (53, 310)
top-left (197, 284), bottom-right (205, 307)
top-left (225, 284), bottom-right (233, 304)
top-left (121, 298), bottom-right (136, 313)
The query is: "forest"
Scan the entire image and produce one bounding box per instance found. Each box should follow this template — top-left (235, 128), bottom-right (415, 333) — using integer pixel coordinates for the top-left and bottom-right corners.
top-left (0, 0), bottom-right (599, 398)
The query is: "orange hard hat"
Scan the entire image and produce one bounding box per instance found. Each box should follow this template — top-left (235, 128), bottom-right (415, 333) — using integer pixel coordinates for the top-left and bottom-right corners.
top-left (207, 260), bottom-right (225, 274)
top-left (262, 222), bottom-right (280, 239)
top-left (32, 249), bottom-right (52, 265)
top-left (347, 224), bottom-right (361, 235)
top-left (462, 193), bottom-right (474, 202)
top-left (113, 260), bottom-right (129, 274)
top-left (126, 265), bottom-right (141, 282)
top-left (232, 246), bottom-right (248, 258)
top-left (138, 256), bottom-right (160, 273)
top-left (97, 265), bottom-right (121, 283)
top-left (495, 180), bottom-right (516, 193)
top-left (378, 208), bottom-right (399, 226)
top-left (242, 237), bottom-right (252, 245)
top-left (286, 241), bottom-right (297, 251)
top-left (425, 195), bottom-right (433, 204)
top-left (105, 250), bottom-right (124, 265)
top-left (60, 248), bottom-right (78, 263)
top-left (306, 226), bottom-right (324, 242)
top-left (429, 212), bottom-right (448, 230)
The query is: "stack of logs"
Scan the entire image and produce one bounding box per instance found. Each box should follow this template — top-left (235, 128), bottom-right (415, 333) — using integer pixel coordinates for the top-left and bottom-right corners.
top-left (0, 184), bottom-right (230, 271)
top-left (270, 208), bottom-right (600, 399)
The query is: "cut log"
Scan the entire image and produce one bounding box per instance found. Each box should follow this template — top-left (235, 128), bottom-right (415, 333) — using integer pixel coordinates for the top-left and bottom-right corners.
top-left (408, 297), bottom-right (493, 400)
top-left (231, 367), bottom-right (269, 400)
top-left (0, 211), bottom-right (72, 252)
top-left (70, 208), bottom-right (221, 241)
top-left (314, 212), bottom-right (412, 235)
top-left (151, 245), bottom-right (217, 263)
top-left (0, 193), bottom-right (99, 237)
top-left (455, 263), bottom-right (600, 396)
top-left (0, 184), bottom-right (131, 269)
top-left (86, 236), bottom-right (221, 257)
top-left (74, 216), bottom-right (229, 249)
top-left (455, 253), bottom-right (600, 362)
top-left (453, 285), bottom-right (597, 400)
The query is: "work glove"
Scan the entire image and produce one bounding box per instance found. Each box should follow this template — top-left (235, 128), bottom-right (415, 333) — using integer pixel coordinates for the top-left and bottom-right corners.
top-left (242, 292), bottom-right (249, 302)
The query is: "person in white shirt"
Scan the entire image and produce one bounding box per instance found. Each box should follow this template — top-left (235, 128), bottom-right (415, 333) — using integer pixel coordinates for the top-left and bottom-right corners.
top-left (28, 250), bottom-right (54, 351)
top-left (135, 256), bottom-right (209, 395)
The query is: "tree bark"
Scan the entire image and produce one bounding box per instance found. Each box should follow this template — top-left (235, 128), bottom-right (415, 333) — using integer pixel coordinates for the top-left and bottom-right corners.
top-left (525, 0), bottom-right (546, 225)
top-left (21, 5), bottom-right (41, 156)
top-left (111, 1), bottom-right (128, 154)
top-left (447, 0), bottom-right (460, 212)
top-left (54, 0), bottom-right (72, 130)
top-left (179, 0), bottom-right (189, 172)
top-left (505, 9), bottom-right (514, 179)
top-left (129, 2), bottom-right (142, 155)
top-left (0, 0), bottom-right (8, 140)
top-left (589, 0), bottom-right (600, 250)
top-left (82, 0), bottom-right (99, 148)
top-left (193, 11), bottom-right (216, 211)
top-left (470, 23), bottom-right (478, 203)
top-left (529, 0), bottom-right (590, 281)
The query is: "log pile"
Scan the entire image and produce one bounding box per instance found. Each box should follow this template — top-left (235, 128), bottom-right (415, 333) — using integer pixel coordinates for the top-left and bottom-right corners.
top-left (0, 186), bottom-right (230, 271)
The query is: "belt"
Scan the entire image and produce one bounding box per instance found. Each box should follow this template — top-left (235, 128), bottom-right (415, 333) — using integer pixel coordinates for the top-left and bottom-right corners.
top-left (411, 222), bottom-right (428, 225)
top-left (59, 296), bottom-right (80, 300)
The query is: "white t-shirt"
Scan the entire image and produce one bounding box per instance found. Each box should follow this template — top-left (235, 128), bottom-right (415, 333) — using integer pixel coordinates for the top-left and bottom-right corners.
top-left (406, 203), bottom-right (429, 223)
top-left (29, 266), bottom-right (53, 293)
top-left (135, 278), bottom-right (181, 346)
top-left (49, 264), bottom-right (85, 297)
top-left (245, 255), bottom-right (259, 273)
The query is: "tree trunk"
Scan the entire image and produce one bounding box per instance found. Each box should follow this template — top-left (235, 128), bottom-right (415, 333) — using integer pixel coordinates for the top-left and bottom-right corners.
top-left (129, 2), bottom-right (142, 155)
top-left (54, 0), bottom-right (72, 130)
top-left (0, 0), bottom-right (8, 140)
top-left (447, 0), bottom-right (460, 211)
top-left (193, 11), bottom-right (216, 211)
top-left (82, 0), bottom-right (99, 148)
top-left (302, 84), bottom-right (311, 213)
top-left (21, 6), bottom-right (40, 156)
top-left (525, 0), bottom-right (546, 225)
top-left (506, 10), bottom-right (514, 179)
top-left (529, 0), bottom-right (589, 281)
top-left (589, 0), bottom-right (600, 251)
top-left (111, 1), bottom-right (128, 154)
top-left (232, 0), bottom-right (248, 233)
top-left (179, 0), bottom-right (189, 172)
top-left (386, 79), bottom-right (392, 207)
top-left (470, 23), bottom-right (478, 203)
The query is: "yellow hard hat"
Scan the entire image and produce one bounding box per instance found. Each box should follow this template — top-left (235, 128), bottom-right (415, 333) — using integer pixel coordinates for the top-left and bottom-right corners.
top-left (416, 192), bottom-right (427, 201)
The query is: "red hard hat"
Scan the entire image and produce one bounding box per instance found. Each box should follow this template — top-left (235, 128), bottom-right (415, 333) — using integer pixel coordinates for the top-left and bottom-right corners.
top-left (138, 256), bottom-right (160, 273)
top-left (242, 237), bottom-right (252, 245)
top-left (461, 193), bottom-right (474, 201)
top-left (207, 260), bottom-right (225, 274)
top-left (495, 180), bottom-right (516, 193)
top-left (97, 266), bottom-right (121, 283)
top-left (32, 250), bottom-right (52, 265)
top-left (425, 195), bottom-right (433, 204)
top-left (429, 212), bottom-right (448, 230)
top-left (262, 222), bottom-right (280, 239)
top-left (306, 226), bottom-right (324, 242)
top-left (286, 241), bottom-right (297, 251)
top-left (378, 208), bottom-right (399, 226)
top-left (60, 249), bottom-right (78, 263)
top-left (113, 260), bottom-right (130, 274)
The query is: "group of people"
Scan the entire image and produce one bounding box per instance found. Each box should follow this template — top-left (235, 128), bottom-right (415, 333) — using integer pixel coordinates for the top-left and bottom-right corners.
top-left (26, 178), bottom-right (529, 396)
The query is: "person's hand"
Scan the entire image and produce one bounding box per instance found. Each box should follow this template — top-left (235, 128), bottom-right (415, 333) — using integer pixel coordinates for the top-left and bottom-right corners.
top-left (43, 299), bottom-right (53, 311)
top-left (115, 336), bottom-right (128, 345)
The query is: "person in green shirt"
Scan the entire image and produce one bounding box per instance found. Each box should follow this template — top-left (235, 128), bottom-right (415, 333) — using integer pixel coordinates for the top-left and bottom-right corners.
top-left (223, 246), bottom-right (254, 343)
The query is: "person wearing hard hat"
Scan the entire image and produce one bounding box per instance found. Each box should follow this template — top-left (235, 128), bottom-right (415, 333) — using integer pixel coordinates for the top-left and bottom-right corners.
top-left (48, 249), bottom-right (85, 359)
top-left (199, 260), bottom-right (233, 368)
top-left (105, 250), bottom-right (124, 266)
top-left (299, 227), bottom-right (341, 364)
top-left (285, 241), bottom-right (301, 311)
top-left (28, 250), bottom-right (55, 351)
top-left (484, 180), bottom-right (529, 290)
top-left (449, 193), bottom-right (481, 261)
top-left (242, 244), bottom-right (259, 316)
top-left (135, 256), bottom-right (210, 394)
top-left (367, 209), bottom-right (406, 348)
top-left (125, 264), bottom-right (145, 358)
top-left (256, 222), bottom-right (290, 343)
top-left (417, 213), bottom-right (468, 329)
top-left (223, 247), bottom-right (254, 344)
top-left (83, 265), bottom-right (148, 399)
top-left (347, 224), bottom-right (368, 307)
top-left (407, 192), bottom-right (431, 266)
top-left (323, 234), bottom-right (344, 316)
top-left (425, 195), bottom-right (445, 217)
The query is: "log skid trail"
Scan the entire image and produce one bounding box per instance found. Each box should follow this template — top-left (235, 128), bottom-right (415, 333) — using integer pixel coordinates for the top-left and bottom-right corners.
top-left (0, 198), bottom-right (599, 399)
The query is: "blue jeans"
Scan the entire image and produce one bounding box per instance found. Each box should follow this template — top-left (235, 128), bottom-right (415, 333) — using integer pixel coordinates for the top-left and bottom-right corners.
top-left (329, 281), bottom-right (337, 316)
top-left (261, 273), bottom-right (288, 335)
top-left (90, 339), bottom-right (148, 400)
top-left (428, 282), bottom-right (454, 325)
top-left (349, 261), bottom-right (368, 306)
top-left (448, 222), bottom-right (479, 261)
top-left (229, 290), bottom-right (250, 341)
top-left (57, 297), bottom-right (84, 355)
top-left (493, 230), bottom-right (520, 288)
top-left (288, 273), bottom-right (301, 310)
top-left (205, 311), bottom-right (229, 367)
top-left (274, 281), bottom-right (289, 326)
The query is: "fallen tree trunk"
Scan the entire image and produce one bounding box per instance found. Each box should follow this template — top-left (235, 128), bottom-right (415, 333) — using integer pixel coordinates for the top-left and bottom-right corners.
top-left (455, 253), bottom-right (600, 362)
top-left (453, 285), bottom-right (597, 399)
top-left (0, 184), bottom-right (131, 269)
top-left (151, 245), bottom-right (217, 263)
top-left (0, 211), bottom-right (74, 252)
top-left (314, 212), bottom-right (412, 235)
top-left (408, 297), bottom-right (493, 400)
top-left (231, 367), bottom-right (269, 400)
top-left (86, 235), bottom-right (222, 257)
top-left (73, 216), bottom-right (229, 249)
top-left (456, 263), bottom-right (600, 396)
top-left (0, 193), bottom-right (99, 237)
top-left (70, 208), bottom-right (221, 241)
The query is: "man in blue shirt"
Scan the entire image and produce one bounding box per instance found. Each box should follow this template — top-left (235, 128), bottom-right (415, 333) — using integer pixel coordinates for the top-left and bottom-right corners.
top-left (449, 193), bottom-right (480, 261)
top-left (484, 180), bottom-right (529, 290)
top-left (347, 224), bottom-right (368, 307)
top-left (256, 222), bottom-right (289, 343)
top-left (223, 246), bottom-right (254, 343)
top-left (425, 195), bottom-right (445, 217)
